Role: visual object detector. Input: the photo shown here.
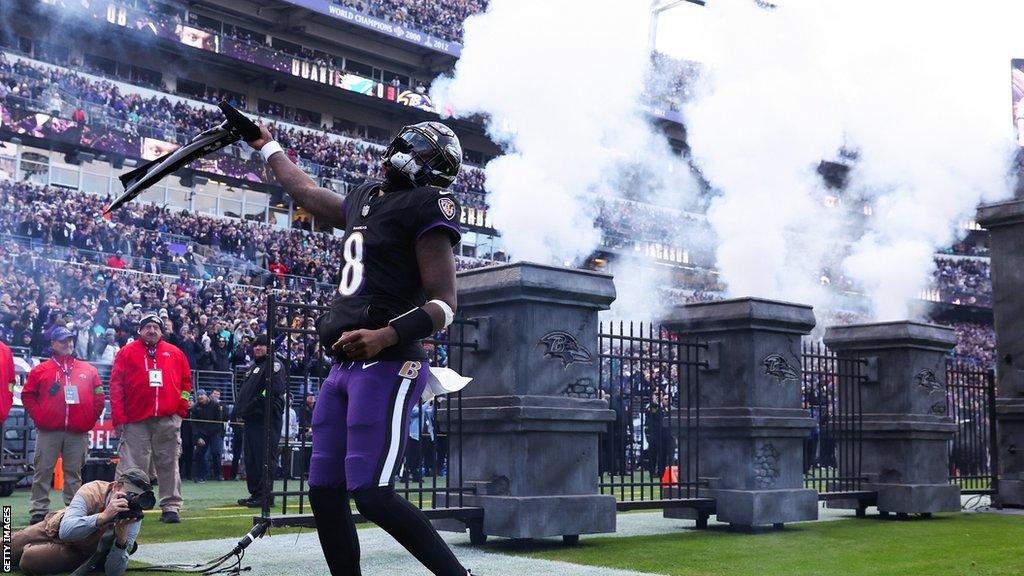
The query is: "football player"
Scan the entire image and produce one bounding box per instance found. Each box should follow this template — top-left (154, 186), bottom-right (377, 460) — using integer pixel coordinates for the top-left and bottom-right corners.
top-left (247, 121), bottom-right (469, 575)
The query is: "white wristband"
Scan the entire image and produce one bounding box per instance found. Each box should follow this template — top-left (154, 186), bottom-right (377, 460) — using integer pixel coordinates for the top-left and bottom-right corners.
top-left (428, 299), bottom-right (455, 328)
top-left (260, 141), bottom-right (284, 162)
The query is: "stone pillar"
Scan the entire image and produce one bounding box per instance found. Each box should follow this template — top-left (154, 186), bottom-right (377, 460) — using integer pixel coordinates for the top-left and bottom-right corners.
top-left (978, 200), bottom-right (1024, 508)
top-left (662, 298), bottom-right (819, 528)
top-left (438, 262), bottom-right (617, 540)
top-left (824, 322), bottom-right (961, 514)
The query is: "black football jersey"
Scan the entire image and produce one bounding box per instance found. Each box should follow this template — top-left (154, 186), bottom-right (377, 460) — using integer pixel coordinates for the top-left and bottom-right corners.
top-left (316, 180), bottom-right (462, 361)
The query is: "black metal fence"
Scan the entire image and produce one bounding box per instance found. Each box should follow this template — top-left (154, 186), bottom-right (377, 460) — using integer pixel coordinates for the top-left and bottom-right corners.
top-left (597, 322), bottom-right (710, 518)
top-left (945, 360), bottom-right (998, 495)
top-left (259, 295), bottom-right (480, 527)
top-left (801, 341), bottom-right (869, 501)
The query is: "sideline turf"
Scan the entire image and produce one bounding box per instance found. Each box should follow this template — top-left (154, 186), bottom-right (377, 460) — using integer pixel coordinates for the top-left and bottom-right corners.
top-left (1, 480), bottom-right (322, 546)
top-left (4, 480), bottom-right (307, 575)
top-left (516, 513), bottom-right (1024, 576)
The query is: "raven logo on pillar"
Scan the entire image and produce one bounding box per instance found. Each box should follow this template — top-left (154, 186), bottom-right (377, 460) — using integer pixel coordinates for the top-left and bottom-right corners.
top-left (762, 353), bottom-right (799, 384)
top-left (539, 331), bottom-right (593, 367)
top-left (915, 368), bottom-right (944, 394)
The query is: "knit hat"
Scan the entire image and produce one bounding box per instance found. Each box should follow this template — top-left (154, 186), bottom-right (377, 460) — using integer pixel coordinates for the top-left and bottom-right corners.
top-left (138, 313), bottom-right (163, 331)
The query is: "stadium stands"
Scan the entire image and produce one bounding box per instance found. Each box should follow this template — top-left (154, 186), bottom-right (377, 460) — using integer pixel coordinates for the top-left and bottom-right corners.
top-left (0, 0), bottom-right (996, 368)
top-left (331, 0), bottom-right (488, 44)
top-left (0, 52), bottom-right (490, 209)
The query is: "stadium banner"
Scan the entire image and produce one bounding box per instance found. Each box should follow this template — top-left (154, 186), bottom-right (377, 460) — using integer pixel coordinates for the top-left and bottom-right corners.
top-left (1013, 59), bottom-right (1024, 146)
top-left (282, 0), bottom-right (463, 57)
top-left (0, 103), bottom-right (266, 184)
top-left (39, 0), bottom-right (441, 114)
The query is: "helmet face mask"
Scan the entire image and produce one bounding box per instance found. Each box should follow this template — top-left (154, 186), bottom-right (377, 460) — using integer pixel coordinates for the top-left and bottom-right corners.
top-left (383, 122), bottom-right (462, 188)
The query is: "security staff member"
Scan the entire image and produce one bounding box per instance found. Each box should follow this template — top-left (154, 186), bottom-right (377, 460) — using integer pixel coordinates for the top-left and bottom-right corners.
top-left (109, 313), bottom-right (192, 523)
top-left (235, 335), bottom-right (287, 507)
top-left (22, 327), bottom-right (105, 525)
top-left (0, 339), bottom-right (14, 424)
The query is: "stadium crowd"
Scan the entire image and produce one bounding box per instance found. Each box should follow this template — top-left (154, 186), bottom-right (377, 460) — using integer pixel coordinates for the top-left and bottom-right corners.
top-left (2, 51), bottom-right (703, 234)
top-left (0, 53), bottom-right (489, 209)
top-left (0, 180), bottom-right (341, 286)
top-left (0, 239), bottom-right (334, 374)
top-left (947, 322), bottom-right (997, 367)
top-left (934, 257), bottom-right (992, 308)
top-left (333, 0), bottom-right (488, 43)
top-left (0, 178), bottom-right (1000, 365)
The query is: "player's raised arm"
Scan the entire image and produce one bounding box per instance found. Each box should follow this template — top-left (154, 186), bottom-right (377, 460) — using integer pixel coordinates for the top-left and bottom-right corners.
top-left (247, 123), bottom-right (346, 230)
top-left (415, 228), bottom-right (459, 327)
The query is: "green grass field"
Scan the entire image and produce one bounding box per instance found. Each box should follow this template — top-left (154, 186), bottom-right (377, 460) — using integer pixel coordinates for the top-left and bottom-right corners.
top-left (5, 480), bottom-right (308, 575)
top-left (515, 513), bottom-right (1024, 576)
top-left (5, 481), bottom-right (1022, 575)
top-left (3, 479), bottom-right (305, 543)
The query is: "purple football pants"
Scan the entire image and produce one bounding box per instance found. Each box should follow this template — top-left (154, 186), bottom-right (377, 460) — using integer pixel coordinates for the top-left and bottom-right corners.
top-left (308, 360), bottom-right (429, 490)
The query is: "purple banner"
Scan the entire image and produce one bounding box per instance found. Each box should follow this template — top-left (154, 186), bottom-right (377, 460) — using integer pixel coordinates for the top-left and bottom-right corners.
top-left (285, 0), bottom-right (462, 57)
top-left (0, 103), bottom-right (266, 184)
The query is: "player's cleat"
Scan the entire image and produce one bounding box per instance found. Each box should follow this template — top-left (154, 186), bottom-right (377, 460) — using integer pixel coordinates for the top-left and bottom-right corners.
top-left (238, 494), bottom-right (270, 506)
top-left (29, 514), bottom-right (45, 525)
top-left (159, 511), bottom-right (180, 524)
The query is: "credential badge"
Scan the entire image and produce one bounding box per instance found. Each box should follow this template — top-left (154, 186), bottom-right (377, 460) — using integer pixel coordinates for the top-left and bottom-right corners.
top-left (438, 197), bottom-right (457, 220)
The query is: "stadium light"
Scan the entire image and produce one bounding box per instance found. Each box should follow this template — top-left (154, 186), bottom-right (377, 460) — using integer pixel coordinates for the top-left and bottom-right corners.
top-left (649, 0), bottom-right (705, 53)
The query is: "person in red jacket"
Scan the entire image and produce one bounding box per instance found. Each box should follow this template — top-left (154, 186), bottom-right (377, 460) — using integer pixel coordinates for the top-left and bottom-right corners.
top-left (22, 327), bottom-right (105, 525)
top-left (109, 313), bottom-right (192, 524)
top-left (0, 340), bottom-right (14, 423)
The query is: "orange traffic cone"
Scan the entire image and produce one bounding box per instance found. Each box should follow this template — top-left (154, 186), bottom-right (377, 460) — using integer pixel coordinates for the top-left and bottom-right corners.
top-left (54, 456), bottom-right (64, 491)
top-left (660, 465), bottom-right (678, 489)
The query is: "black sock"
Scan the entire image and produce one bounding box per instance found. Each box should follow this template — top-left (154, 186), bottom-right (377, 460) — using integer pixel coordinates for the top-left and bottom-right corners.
top-left (353, 486), bottom-right (467, 576)
top-left (309, 484), bottom-right (361, 576)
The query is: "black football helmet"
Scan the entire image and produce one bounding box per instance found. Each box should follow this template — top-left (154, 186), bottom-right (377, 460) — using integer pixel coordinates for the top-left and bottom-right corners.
top-left (382, 121), bottom-right (462, 188)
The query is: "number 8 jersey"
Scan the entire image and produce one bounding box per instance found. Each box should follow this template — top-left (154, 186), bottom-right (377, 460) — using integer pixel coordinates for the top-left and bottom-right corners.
top-left (316, 181), bottom-right (462, 361)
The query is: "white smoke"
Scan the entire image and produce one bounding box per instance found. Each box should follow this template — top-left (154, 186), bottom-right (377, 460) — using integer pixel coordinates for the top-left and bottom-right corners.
top-left (431, 0), bottom-right (697, 275)
top-left (680, 0), bottom-right (1018, 320)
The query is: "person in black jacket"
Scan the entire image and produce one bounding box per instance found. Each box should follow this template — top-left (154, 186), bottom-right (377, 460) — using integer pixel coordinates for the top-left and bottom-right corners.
top-left (229, 407), bottom-right (244, 480)
top-left (177, 328), bottom-right (202, 369)
top-left (644, 390), bottom-right (671, 479)
top-left (234, 335), bottom-right (287, 507)
top-left (190, 389), bottom-right (227, 482)
top-left (179, 396), bottom-right (195, 481)
top-left (298, 393), bottom-right (315, 442)
top-left (200, 336), bottom-right (231, 372)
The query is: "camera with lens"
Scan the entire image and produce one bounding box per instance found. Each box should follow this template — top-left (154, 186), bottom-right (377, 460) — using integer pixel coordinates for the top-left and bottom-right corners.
top-left (117, 490), bottom-right (157, 520)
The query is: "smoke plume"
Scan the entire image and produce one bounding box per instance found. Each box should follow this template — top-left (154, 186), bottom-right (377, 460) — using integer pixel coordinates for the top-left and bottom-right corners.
top-left (432, 0), bottom-right (698, 278)
top-left (682, 0), bottom-right (1018, 320)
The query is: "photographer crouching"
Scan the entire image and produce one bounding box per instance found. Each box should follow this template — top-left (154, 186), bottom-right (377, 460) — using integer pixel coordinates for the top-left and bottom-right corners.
top-left (10, 467), bottom-right (155, 575)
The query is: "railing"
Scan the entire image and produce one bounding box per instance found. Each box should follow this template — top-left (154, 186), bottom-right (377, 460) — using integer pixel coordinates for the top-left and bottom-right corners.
top-left (801, 341), bottom-right (870, 502)
top-left (0, 232), bottom-right (246, 283)
top-left (597, 322), bottom-right (711, 520)
top-left (945, 360), bottom-right (998, 495)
